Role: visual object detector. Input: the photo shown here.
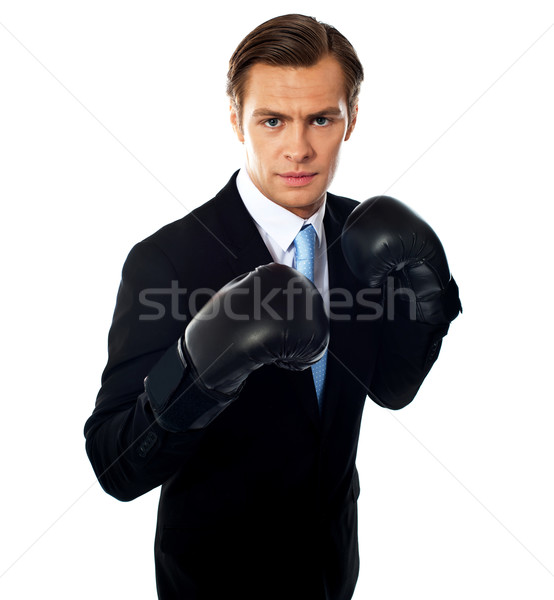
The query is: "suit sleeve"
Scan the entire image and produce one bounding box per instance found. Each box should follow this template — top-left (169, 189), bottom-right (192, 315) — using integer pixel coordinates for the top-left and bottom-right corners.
top-left (367, 278), bottom-right (460, 410)
top-left (84, 241), bottom-right (233, 502)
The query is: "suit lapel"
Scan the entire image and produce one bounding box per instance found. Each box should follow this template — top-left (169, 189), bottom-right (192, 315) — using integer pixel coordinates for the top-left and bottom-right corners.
top-left (210, 172), bottom-right (322, 431)
top-left (321, 195), bottom-right (370, 430)
top-left (210, 172), bottom-right (274, 274)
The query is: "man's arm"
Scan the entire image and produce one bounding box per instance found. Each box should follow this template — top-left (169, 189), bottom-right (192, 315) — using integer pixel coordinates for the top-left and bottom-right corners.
top-left (84, 242), bottom-right (329, 501)
top-left (341, 195), bottom-right (461, 410)
top-left (84, 241), bottom-right (219, 501)
top-left (368, 309), bottom-right (451, 410)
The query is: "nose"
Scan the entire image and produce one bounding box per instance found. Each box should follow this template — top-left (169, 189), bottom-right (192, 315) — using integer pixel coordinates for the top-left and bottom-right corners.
top-left (284, 124), bottom-right (314, 163)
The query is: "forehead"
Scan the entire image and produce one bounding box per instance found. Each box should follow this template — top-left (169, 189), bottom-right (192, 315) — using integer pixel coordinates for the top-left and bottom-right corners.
top-left (242, 55), bottom-right (347, 111)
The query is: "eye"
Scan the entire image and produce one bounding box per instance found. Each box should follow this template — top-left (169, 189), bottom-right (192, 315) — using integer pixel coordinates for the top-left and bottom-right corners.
top-left (313, 117), bottom-right (330, 127)
top-left (264, 118), bottom-right (281, 128)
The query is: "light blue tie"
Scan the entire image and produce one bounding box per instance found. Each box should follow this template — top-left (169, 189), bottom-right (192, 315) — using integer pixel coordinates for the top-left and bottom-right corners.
top-left (293, 224), bottom-right (327, 407)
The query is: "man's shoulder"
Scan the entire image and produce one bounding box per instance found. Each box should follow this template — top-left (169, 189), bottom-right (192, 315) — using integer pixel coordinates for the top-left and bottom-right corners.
top-left (327, 191), bottom-right (359, 208)
top-left (326, 191), bottom-right (359, 223)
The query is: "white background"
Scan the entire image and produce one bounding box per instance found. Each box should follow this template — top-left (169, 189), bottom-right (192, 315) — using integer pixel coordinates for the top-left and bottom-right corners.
top-left (1, 1), bottom-right (553, 598)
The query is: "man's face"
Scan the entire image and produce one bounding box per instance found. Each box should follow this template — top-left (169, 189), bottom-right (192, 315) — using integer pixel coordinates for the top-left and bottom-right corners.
top-left (230, 55), bottom-right (357, 219)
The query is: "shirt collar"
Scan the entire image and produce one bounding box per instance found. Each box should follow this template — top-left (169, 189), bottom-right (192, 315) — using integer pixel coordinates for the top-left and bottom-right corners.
top-left (236, 166), bottom-right (326, 253)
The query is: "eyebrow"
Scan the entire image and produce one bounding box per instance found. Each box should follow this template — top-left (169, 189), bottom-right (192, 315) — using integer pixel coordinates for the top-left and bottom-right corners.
top-left (250, 106), bottom-right (344, 120)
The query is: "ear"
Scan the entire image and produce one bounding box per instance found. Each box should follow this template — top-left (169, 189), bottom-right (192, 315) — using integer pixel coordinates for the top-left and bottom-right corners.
top-left (230, 104), bottom-right (245, 143)
top-left (344, 104), bottom-right (358, 141)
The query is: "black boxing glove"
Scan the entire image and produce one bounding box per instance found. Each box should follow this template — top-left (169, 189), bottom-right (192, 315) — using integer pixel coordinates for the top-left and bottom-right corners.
top-left (183, 262), bottom-right (329, 396)
top-left (341, 196), bottom-right (461, 325)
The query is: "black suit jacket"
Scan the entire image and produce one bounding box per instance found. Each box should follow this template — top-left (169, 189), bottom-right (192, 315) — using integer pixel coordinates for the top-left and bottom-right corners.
top-left (84, 172), bottom-right (450, 600)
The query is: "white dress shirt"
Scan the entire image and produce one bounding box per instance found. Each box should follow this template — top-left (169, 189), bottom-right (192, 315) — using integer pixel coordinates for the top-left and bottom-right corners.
top-left (236, 167), bottom-right (330, 314)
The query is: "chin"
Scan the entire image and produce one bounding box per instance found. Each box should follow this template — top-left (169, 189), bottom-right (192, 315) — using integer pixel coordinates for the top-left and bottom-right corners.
top-left (280, 197), bottom-right (324, 217)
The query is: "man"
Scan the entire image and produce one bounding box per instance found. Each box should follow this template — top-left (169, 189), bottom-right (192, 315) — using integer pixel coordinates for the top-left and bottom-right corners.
top-left (84, 14), bottom-right (461, 600)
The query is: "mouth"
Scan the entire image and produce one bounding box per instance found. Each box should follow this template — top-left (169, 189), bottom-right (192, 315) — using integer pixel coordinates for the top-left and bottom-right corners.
top-left (278, 172), bottom-right (318, 187)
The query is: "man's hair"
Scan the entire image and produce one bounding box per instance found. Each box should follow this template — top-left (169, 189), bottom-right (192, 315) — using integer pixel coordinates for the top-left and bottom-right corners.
top-left (227, 14), bottom-right (364, 131)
